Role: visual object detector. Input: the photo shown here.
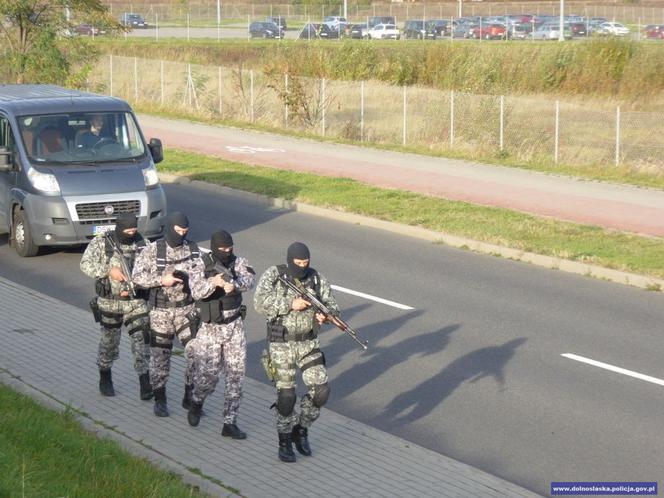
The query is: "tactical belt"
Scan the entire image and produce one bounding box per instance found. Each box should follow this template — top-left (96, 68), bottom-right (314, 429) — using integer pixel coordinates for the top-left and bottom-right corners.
top-left (152, 297), bottom-right (194, 309)
top-left (216, 311), bottom-right (242, 325)
top-left (268, 325), bottom-right (316, 343)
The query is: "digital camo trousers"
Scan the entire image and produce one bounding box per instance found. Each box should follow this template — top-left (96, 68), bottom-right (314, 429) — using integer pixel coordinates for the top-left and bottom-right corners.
top-left (270, 338), bottom-right (328, 433)
top-left (96, 297), bottom-right (150, 375)
top-left (149, 305), bottom-right (202, 391)
top-left (188, 319), bottom-right (247, 424)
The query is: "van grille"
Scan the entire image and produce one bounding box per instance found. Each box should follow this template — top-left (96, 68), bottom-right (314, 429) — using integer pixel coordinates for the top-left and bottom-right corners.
top-left (75, 200), bottom-right (140, 221)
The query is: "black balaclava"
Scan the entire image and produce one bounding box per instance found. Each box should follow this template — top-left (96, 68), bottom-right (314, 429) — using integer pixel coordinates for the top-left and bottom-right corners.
top-left (115, 213), bottom-right (138, 245)
top-left (210, 229), bottom-right (234, 265)
top-left (286, 241), bottom-right (310, 280)
top-left (164, 211), bottom-right (189, 248)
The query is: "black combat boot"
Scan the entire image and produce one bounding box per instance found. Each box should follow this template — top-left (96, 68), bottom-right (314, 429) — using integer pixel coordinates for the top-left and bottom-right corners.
top-left (99, 369), bottom-right (115, 397)
top-left (187, 401), bottom-right (204, 427)
top-left (153, 387), bottom-right (169, 417)
top-left (139, 373), bottom-right (153, 401)
top-left (221, 423), bottom-right (247, 440)
top-left (292, 424), bottom-right (312, 456)
top-left (278, 432), bottom-right (296, 463)
top-left (182, 384), bottom-right (193, 410)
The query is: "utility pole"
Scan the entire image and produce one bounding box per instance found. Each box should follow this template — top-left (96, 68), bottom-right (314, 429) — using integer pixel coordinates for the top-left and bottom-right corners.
top-left (559, 0), bottom-right (565, 41)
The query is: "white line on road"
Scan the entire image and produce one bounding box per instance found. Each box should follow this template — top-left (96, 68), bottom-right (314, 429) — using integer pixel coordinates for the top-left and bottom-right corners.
top-left (562, 353), bottom-right (664, 387)
top-left (331, 285), bottom-right (414, 310)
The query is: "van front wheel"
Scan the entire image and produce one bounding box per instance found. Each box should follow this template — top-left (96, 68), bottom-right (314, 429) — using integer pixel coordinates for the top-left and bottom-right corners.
top-left (13, 209), bottom-right (39, 257)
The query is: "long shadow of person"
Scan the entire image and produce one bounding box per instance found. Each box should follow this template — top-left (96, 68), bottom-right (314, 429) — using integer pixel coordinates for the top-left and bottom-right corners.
top-left (380, 337), bottom-right (527, 426)
top-left (331, 323), bottom-right (461, 399)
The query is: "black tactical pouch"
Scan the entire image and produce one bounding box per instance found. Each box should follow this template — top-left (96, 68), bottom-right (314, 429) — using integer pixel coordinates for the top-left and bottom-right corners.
top-left (89, 298), bottom-right (102, 323)
top-left (186, 308), bottom-right (201, 339)
top-left (267, 322), bottom-right (286, 342)
top-left (95, 278), bottom-right (112, 298)
top-left (239, 304), bottom-right (247, 320)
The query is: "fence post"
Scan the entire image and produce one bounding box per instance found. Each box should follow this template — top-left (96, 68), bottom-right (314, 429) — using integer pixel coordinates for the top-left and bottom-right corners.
top-left (109, 54), bottom-right (113, 96)
top-left (133, 57), bottom-right (138, 102)
top-left (554, 100), bottom-right (560, 164)
top-left (187, 13), bottom-right (190, 41)
top-left (155, 13), bottom-right (159, 41)
top-left (321, 78), bottom-right (326, 137)
top-left (160, 60), bottom-right (164, 106)
top-left (218, 66), bottom-right (223, 115)
top-left (402, 85), bottom-right (407, 146)
top-left (450, 90), bottom-right (455, 147)
top-left (360, 80), bottom-right (364, 141)
top-left (284, 73), bottom-right (289, 126)
top-left (499, 95), bottom-right (504, 152)
top-left (250, 70), bottom-right (255, 123)
top-left (615, 106), bottom-right (621, 167)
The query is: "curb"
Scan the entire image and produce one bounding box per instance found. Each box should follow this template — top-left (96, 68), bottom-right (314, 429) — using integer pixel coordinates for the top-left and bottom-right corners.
top-left (0, 370), bottom-right (241, 498)
top-left (159, 172), bottom-right (664, 293)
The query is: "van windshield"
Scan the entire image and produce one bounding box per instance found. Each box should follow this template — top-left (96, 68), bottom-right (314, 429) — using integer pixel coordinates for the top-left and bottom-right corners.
top-left (17, 111), bottom-right (146, 165)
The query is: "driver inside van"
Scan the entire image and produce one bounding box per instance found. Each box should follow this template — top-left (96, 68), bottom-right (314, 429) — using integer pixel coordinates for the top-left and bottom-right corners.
top-left (77, 114), bottom-right (108, 149)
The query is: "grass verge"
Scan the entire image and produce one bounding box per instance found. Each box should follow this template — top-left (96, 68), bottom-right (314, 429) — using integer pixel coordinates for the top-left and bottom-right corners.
top-left (161, 148), bottom-right (664, 279)
top-left (0, 383), bottom-right (210, 498)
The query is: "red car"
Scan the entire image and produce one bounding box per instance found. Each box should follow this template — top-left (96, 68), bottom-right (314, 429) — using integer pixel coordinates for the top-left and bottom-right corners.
top-left (76, 24), bottom-right (107, 36)
top-left (470, 23), bottom-right (508, 40)
top-left (644, 24), bottom-right (664, 39)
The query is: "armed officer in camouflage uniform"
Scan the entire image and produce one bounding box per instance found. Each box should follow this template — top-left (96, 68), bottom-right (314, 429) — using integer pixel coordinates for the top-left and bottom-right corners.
top-left (183, 229), bottom-right (256, 437)
top-left (254, 242), bottom-right (339, 462)
top-left (80, 213), bottom-right (152, 400)
top-left (132, 211), bottom-right (225, 417)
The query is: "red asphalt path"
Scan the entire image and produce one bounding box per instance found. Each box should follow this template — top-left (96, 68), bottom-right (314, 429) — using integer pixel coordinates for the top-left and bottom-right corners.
top-left (139, 115), bottom-right (664, 237)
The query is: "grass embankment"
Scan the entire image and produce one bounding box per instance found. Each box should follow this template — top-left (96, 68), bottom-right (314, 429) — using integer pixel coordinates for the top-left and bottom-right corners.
top-left (0, 384), bottom-right (211, 497)
top-left (96, 37), bottom-right (664, 103)
top-left (161, 148), bottom-right (664, 280)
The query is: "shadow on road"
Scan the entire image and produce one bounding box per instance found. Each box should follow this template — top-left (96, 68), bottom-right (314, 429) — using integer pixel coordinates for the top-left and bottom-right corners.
top-left (379, 337), bottom-right (527, 426)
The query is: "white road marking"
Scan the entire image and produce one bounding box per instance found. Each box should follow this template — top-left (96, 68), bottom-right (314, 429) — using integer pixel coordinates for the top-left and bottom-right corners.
top-left (562, 353), bottom-right (664, 387)
top-left (225, 145), bottom-right (285, 154)
top-left (331, 285), bottom-right (414, 310)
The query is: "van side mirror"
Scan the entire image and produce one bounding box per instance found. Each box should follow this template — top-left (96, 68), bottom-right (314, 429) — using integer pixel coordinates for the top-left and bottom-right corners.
top-left (0, 147), bottom-right (12, 171)
top-left (148, 138), bottom-right (163, 164)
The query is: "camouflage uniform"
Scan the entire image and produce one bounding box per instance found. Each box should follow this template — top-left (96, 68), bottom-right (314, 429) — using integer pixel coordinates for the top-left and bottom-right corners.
top-left (254, 265), bottom-right (339, 433)
top-left (190, 253), bottom-right (256, 425)
top-left (80, 233), bottom-right (150, 375)
top-left (132, 240), bottom-right (217, 392)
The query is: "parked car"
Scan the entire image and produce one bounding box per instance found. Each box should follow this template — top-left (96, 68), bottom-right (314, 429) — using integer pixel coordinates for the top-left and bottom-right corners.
top-left (532, 23), bottom-right (572, 40)
top-left (75, 23), bottom-right (107, 36)
top-left (119, 13), bottom-right (148, 29)
top-left (368, 16), bottom-right (396, 28)
top-left (428, 19), bottom-right (451, 37)
top-left (266, 16), bottom-right (287, 30)
top-left (469, 23), bottom-right (508, 40)
top-left (249, 21), bottom-right (284, 39)
top-left (323, 16), bottom-right (347, 29)
top-left (367, 23), bottom-right (400, 40)
top-left (349, 23), bottom-right (369, 39)
top-left (596, 21), bottom-right (630, 37)
top-left (567, 22), bottom-right (587, 37)
top-left (318, 23), bottom-right (342, 39)
top-left (298, 22), bottom-right (320, 40)
top-left (510, 22), bottom-right (533, 40)
top-left (403, 20), bottom-right (437, 40)
top-left (587, 17), bottom-right (608, 35)
top-left (644, 24), bottom-right (664, 39)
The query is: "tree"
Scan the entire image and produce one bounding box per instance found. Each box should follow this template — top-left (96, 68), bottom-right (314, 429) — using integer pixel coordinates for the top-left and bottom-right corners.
top-left (0, 0), bottom-right (122, 85)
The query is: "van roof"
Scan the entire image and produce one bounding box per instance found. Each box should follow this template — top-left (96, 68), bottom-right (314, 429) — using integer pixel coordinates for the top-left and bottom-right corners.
top-left (0, 84), bottom-right (131, 116)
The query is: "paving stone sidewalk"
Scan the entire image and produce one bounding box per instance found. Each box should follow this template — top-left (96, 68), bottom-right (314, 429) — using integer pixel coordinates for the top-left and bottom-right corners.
top-left (0, 276), bottom-right (541, 498)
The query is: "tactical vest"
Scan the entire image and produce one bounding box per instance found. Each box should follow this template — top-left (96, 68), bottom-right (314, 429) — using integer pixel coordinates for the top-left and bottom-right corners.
top-left (148, 238), bottom-right (200, 308)
top-left (276, 264), bottom-right (321, 297)
top-left (95, 233), bottom-right (146, 299)
top-left (197, 252), bottom-right (243, 323)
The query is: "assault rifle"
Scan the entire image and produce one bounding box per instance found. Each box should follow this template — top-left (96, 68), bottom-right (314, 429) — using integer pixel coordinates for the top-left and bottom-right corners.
top-left (106, 234), bottom-right (137, 298)
top-left (277, 275), bottom-right (368, 350)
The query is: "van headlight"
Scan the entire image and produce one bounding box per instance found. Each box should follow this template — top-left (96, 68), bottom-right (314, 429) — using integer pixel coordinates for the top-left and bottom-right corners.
top-left (142, 164), bottom-right (160, 187)
top-left (28, 168), bottom-right (60, 193)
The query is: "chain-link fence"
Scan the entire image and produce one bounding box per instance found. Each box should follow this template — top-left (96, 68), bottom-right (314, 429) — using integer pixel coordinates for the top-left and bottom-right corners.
top-left (92, 55), bottom-right (664, 172)
top-left (102, 1), bottom-right (664, 26)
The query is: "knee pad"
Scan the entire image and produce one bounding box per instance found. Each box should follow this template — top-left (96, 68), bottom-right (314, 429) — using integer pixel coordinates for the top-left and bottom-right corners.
top-left (312, 383), bottom-right (330, 408)
top-left (277, 388), bottom-right (296, 417)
